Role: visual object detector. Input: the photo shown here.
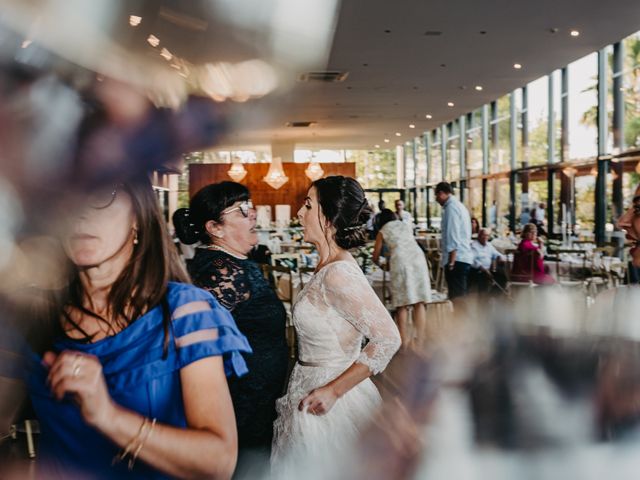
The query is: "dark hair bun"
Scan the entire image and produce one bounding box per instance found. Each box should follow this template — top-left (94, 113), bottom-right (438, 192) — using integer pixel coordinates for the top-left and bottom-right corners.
top-left (172, 208), bottom-right (200, 245)
top-left (313, 176), bottom-right (372, 250)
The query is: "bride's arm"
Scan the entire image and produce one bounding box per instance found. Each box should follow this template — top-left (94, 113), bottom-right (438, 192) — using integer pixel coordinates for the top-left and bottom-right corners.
top-left (300, 264), bottom-right (400, 415)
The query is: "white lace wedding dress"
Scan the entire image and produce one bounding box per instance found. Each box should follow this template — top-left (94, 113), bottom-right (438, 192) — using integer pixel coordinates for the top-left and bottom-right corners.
top-left (271, 260), bottom-right (401, 473)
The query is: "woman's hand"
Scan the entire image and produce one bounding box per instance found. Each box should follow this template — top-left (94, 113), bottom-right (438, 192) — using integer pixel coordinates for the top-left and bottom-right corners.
top-left (298, 385), bottom-right (339, 416)
top-left (44, 351), bottom-right (115, 429)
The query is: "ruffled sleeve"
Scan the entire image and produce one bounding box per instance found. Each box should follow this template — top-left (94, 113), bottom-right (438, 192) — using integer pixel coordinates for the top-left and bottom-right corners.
top-left (168, 283), bottom-right (252, 377)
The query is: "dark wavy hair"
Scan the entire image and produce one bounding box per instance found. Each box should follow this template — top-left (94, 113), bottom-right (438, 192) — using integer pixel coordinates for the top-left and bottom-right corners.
top-left (312, 176), bottom-right (372, 250)
top-left (173, 181), bottom-right (250, 245)
top-left (34, 175), bottom-right (189, 354)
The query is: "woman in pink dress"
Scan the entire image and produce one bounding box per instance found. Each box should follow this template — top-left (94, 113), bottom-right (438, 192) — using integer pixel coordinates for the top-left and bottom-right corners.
top-left (511, 223), bottom-right (555, 285)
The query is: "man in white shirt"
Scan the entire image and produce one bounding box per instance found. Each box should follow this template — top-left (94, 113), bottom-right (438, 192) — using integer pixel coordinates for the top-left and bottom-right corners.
top-left (395, 199), bottom-right (413, 225)
top-left (470, 228), bottom-right (507, 294)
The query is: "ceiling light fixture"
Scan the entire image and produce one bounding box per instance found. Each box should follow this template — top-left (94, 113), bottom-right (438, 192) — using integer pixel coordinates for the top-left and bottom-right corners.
top-left (447, 102), bottom-right (454, 107)
top-left (263, 157), bottom-right (289, 189)
top-left (305, 160), bottom-right (324, 181)
top-left (409, 124), bottom-right (415, 129)
top-left (513, 63), bottom-right (522, 69)
top-left (129, 15), bottom-right (142, 27)
top-left (395, 132), bottom-right (402, 136)
top-left (374, 144), bottom-right (380, 148)
top-left (160, 48), bottom-right (173, 61)
top-left (570, 30), bottom-right (580, 37)
top-left (384, 139), bottom-right (390, 143)
top-left (147, 35), bottom-right (160, 47)
top-left (227, 157), bottom-right (247, 182)
top-left (475, 85), bottom-right (483, 91)
top-left (425, 114), bottom-right (432, 119)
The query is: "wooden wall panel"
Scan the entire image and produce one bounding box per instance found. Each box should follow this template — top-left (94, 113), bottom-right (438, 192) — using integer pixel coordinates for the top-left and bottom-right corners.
top-left (189, 163), bottom-right (356, 214)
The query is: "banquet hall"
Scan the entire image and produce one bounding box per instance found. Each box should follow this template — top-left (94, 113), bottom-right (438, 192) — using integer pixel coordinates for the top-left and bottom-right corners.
top-left (2, 1), bottom-right (640, 479)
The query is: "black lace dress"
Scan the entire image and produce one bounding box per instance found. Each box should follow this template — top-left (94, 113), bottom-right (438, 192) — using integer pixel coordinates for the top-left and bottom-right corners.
top-left (188, 248), bottom-right (288, 456)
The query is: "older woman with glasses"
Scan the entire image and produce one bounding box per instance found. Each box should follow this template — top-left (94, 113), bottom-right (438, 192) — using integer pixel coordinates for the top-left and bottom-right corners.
top-left (173, 181), bottom-right (288, 474)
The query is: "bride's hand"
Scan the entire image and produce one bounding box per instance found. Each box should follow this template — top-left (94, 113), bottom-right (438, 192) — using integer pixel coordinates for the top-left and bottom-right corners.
top-left (299, 385), bottom-right (339, 416)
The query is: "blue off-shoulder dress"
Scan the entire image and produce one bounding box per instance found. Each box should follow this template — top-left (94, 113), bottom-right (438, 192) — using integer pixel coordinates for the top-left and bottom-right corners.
top-left (27, 282), bottom-right (252, 479)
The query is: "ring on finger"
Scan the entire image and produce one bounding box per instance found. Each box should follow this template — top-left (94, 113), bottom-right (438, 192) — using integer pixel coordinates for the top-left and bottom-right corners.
top-left (71, 357), bottom-right (83, 378)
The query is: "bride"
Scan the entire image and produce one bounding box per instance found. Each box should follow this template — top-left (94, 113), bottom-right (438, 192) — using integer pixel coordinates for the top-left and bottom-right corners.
top-left (272, 176), bottom-right (401, 470)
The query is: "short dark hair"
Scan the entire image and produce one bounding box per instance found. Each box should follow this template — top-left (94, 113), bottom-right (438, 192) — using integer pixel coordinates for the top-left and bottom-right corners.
top-left (435, 182), bottom-right (452, 195)
top-left (313, 175), bottom-right (372, 250)
top-left (378, 209), bottom-right (398, 228)
top-left (173, 181), bottom-right (250, 245)
top-left (377, 200), bottom-right (386, 210)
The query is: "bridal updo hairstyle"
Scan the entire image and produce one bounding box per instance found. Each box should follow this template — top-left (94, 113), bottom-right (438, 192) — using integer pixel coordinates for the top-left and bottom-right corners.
top-left (173, 181), bottom-right (250, 245)
top-left (313, 175), bottom-right (372, 250)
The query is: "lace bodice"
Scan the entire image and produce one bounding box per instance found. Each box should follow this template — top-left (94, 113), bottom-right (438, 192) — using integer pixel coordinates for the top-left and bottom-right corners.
top-left (293, 260), bottom-right (400, 375)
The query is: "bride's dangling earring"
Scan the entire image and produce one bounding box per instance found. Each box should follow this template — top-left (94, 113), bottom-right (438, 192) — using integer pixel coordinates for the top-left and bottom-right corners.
top-left (133, 229), bottom-right (139, 245)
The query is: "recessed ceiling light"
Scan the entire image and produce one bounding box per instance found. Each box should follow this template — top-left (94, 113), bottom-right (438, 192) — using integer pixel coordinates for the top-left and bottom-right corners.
top-left (513, 63), bottom-right (522, 69)
top-left (447, 102), bottom-right (454, 107)
top-left (475, 85), bottom-right (483, 91)
top-left (570, 30), bottom-right (580, 37)
top-left (384, 139), bottom-right (390, 143)
top-left (425, 114), bottom-right (432, 119)
top-left (374, 144), bottom-right (380, 148)
top-left (409, 124), bottom-right (415, 129)
top-left (147, 34), bottom-right (160, 47)
top-left (395, 132), bottom-right (402, 136)
top-left (160, 48), bottom-right (173, 61)
top-left (129, 15), bottom-right (142, 27)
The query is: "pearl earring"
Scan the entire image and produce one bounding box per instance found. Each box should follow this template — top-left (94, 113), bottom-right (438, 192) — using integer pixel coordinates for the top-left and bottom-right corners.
top-left (133, 230), bottom-right (139, 245)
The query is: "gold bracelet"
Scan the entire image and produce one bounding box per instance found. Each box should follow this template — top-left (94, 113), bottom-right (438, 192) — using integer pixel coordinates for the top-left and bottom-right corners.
top-left (128, 418), bottom-right (157, 470)
top-left (112, 417), bottom-right (149, 467)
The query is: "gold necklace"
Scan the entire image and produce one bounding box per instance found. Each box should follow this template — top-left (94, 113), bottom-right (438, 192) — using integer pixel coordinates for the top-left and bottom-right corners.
top-left (205, 244), bottom-right (248, 260)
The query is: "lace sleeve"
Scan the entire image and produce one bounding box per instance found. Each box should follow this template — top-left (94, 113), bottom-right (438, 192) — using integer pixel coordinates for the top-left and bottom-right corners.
top-left (197, 256), bottom-right (251, 311)
top-left (322, 263), bottom-right (401, 374)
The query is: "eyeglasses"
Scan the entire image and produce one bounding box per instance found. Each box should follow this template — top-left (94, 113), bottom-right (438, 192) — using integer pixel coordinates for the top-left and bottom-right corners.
top-left (221, 200), bottom-right (254, 218)
top-left (87, 184), bottom-right (122, 209)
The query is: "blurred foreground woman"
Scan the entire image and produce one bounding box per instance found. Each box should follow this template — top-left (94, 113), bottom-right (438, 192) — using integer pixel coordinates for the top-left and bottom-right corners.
top-left (26, 176), bottom-right (251, 479)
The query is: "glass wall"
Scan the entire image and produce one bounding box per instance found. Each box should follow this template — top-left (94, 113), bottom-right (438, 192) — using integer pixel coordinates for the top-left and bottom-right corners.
top-left (430, 129), bottom-right (442, 183)
top-left (415, 137), bottom-right (427, 186)
top-left (623, 32), bottom-right (640, 148)
top-left (490, 96), bottom-right (511, 173)
top-left (404, 142), bottom-right (415, 187)
top-left (568, 53), bottom-right (598, 161)
top-left (466, 110), bottom-right (483, 176)
top-left (446, 121), bottom-right (460, 181)
top-left (551, 70), bottom-right (562, 163)
top-left (527, 75), bottom-right (550, 165)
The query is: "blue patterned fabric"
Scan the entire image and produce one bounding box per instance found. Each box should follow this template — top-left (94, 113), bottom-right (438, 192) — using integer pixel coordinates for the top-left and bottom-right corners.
top-left (27, 282), bottom-right (251, 479)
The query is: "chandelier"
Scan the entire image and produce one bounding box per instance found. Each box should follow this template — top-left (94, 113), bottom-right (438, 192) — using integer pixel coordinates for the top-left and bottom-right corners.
top-left (227, 157), bottom-right (247, 182)
top-left (263, 156), bottom-right (289, 189)
top-left (305, 160), bottom-right (324, 181)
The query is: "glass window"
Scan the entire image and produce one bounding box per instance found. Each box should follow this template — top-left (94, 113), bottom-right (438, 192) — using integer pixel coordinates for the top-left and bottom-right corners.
top-left (551, 70), bottom-right (562, 163)
top-left (353, 150), bottom-right (397, 188)
top-left (466, 125), bottom-right (483, 176)
top-left (447, 121), bottom-right (461, 181)
top-left (568, 53), bottom-right (598, 160)
top-left (622, 32), bottom-right (640, 149)
top-left (430, 130), bottom-right (442, 183)
top-left (404, 142), bottom-right (415, 187)
top-left (415, 137), bottom-right (427, 186)
top-left (514, 89), bottom-right (525, 168)
top-left (466, 177), bottom-right (482, 223)
top-left (490, 96), bottom-right (511, 173)
top-left (527, 75), bottom-right (550, 165)
top-left (575, 173), bottom-right (596, 234)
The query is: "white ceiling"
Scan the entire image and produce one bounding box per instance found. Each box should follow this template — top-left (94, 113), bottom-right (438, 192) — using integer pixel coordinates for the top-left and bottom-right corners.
top-left (217, 0), bottom-right (640, 150)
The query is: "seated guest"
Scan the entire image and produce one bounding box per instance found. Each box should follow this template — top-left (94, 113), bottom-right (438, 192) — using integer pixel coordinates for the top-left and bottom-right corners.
top-left (470, 228), bottom-right (507, 294)
top-left (511, 223), bottom-right (555, 285)
top-left (471, 217), bottom-right (481, 238)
